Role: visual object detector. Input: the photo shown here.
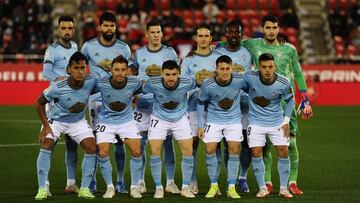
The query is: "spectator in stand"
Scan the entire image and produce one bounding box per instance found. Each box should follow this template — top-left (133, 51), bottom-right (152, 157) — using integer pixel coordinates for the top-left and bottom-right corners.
top-left (203, 0), bottom-right (219, 23)
top-left (350, 25), bottom-right (360, 48)
top-left (328, 9), bottom-right (350, 38)
top-left (350, 0), bottom-right (360, 26)
top-left (280, 8), bottom-right (299, 29)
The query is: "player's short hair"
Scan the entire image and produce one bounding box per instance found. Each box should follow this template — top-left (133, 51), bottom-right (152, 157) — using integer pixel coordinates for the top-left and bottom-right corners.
top-left (58, 15), bottom-right (74, 25)
top-left (146, 20), bottom-right (162, 30)
top-left (162, 60), bottom-right (179, 71)
top-left (216, 55), bottom-right (232, 66)
top-left (259, 53), bottom-right (274, 62)
top-left (99, 11), bottom-right (116, 25)
top-left (67, 52), bottom-right (88, 74)
top-left (195, 23), bottom-right (213, 36)
top-left (225, 20), bottom-right (242, 33)
top-left (261, 15), bottom-right (279, 27)
top-left (112, 55), bottom-right (128, 68)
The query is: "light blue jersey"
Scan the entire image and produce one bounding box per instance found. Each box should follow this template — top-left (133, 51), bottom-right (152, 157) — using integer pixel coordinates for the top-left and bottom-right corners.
top-left (43, 76), bottom-right (97, 123)
top-left (43, 41), bottom-right (78, 81)
top-left (214, 46), bottom-right (252, 113)
top-left (134, 45), bottom-right (179, 81)
top-left (81, 38), bottom-right (131, 79)
top-left (142, 76), bottom-right (196, 122)
top-left (239, 71), bottom-right (294, 127)
top-left (181, 51), bottom-right (221, 112)
top-left (213, 46), bottom-right (252, 73)
top-left (199, 74), bottom-right (244, 124)
top-left (133, 45), bottom-right (179, 109)
top-left (96, 76), bottom-right (142, 124)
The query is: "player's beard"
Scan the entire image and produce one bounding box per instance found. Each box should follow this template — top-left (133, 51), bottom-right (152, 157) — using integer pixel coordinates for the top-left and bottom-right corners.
top-left (265, 35), bottom-right (277, 43)
top-left (102, 31), bottom-right (115, 41)
top-left (61, 34), bottom-right (72, 43)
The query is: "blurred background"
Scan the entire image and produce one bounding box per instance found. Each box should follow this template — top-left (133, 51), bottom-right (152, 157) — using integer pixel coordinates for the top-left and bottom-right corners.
top-left (0, 0), bottom-right (360, 106)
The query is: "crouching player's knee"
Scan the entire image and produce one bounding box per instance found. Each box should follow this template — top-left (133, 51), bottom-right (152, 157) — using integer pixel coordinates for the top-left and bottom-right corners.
top-left (81, 137), bottom-right (97, 154)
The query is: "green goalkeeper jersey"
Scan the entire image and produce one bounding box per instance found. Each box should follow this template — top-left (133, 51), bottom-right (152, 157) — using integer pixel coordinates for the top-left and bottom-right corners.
top-left (242, 38), bottom-right (307, 91)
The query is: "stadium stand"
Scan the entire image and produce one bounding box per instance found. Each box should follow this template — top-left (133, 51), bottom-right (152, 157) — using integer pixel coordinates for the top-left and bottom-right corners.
top-left (0, 0), bottom-right (359, 63)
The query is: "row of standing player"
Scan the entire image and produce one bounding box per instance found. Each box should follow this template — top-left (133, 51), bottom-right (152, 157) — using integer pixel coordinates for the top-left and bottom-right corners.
top-left (34, 11), bottom-right (313, 200)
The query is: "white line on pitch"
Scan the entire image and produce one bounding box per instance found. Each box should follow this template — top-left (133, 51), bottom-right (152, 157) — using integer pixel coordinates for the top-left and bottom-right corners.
top-left (0, 142), bottom-right (65, 148)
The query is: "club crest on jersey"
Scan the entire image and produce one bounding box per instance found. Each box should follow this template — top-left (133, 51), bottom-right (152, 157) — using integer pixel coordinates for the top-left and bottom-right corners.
top-left (277, 52), bottom-right (282, 59)
top-left (69, 102), bottom-right (86, 113)
top-left (233, 63), bottom-right (245, 73)
top-left (146, 64), bottom-right (161, 76)
top-left (95, 53), bottom-right (99, 57)
top-left (142, 58), bottom-right (146, 62)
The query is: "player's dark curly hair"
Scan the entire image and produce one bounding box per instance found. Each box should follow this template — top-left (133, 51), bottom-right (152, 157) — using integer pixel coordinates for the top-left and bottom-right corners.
top-left (58, 15), bottom-right (74, 25)
top-left (112, 55), bottom-right (128, 67)
top-left (216, 55), bottom-right (232, 66)
top-left (99, 11), bottom-right (116, 25)
top-left (146, 20), bottom-right (162, 30)
top-left (162, 60), bottom-right (179, 71)
top-left (261, 15), bottom-right (279, 27)
top-left (66, 52), bottom-right (88, 74)
top-left (186, 23), bottom-right (213, 57)
top-left (259, 53), bottom-right (274, 62)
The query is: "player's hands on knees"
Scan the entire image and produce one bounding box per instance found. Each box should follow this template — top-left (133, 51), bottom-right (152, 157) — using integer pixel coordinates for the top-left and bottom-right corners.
top-left (39, 125), bottom-right (54, 143)
top-left (197, 128), bottom-right (204, 139)
top-left (281, 124), bottom-right (290, 138)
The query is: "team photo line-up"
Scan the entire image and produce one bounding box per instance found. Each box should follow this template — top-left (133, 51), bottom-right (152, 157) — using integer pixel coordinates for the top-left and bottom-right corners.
top-left (34, 11), bottom-right (313, 200)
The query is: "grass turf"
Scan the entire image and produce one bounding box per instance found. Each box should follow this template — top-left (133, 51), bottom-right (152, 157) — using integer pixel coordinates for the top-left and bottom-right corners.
top-left (0, 106), bottom-right (359, 202)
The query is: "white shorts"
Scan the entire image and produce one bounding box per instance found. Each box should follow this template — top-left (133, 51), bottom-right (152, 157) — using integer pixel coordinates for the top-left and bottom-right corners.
top-left (134, 107), bottom-right (152, 132)
top-left (241, 113), bottom-right (249, 130)
top-left (202, 123), bottom-right (243, 143)
top-left (44, 119), bottom-right (94, 144)
top-left (96, 121), bottom-right (142, 144)
top-left (188, 111), bottom-right (207, 137)
top-left (148, 115), bottom-right (193, 140)
top-left (89, 93), bottom-right (102, 129)
top-left (247, 124), bottom-right (290, 148)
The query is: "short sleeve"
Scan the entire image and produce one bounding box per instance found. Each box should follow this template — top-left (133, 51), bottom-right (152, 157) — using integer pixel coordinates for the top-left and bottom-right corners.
top-left (81, 42), bottom-right (89, 59)
top-left (142, 79), bottom-right (152, 94)
top-left (133, 51), bottom-right (139, 69)
top-left (43, 83), bottom-right (57, 102)
top-left (198, 83), bottom-right (208, 102)
top-left (43, 47), bottom-right (55, 64)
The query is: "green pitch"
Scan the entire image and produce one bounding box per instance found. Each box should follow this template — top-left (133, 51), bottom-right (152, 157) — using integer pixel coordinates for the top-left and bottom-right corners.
top-left (0, 106), bottom-right (359, 202)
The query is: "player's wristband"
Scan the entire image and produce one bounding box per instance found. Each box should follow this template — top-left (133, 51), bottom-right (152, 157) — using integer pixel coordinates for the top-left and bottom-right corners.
top-left (300, 90), bottom-right (309, 104)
